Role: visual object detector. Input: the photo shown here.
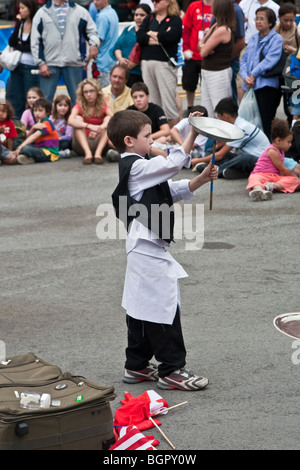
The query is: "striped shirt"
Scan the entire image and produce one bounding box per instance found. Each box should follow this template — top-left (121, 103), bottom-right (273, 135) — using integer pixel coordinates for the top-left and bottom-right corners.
top-left (35, 118), bottom-right (59, 161)
top-left (53, 0), bottom-right (69, 38)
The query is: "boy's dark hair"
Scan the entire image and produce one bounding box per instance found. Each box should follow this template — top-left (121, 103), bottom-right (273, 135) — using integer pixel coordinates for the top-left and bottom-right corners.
top-left (256, 7), bottom-right (276, 29)
top-left (190, 105), bottom-right (208, 117)
top-left (131, 82), bottom-right (149, 96)
top-left (215, 97), bottom-right (238, 117)
top-left (32, 98), bottom-right (52, 116)
top-left (271, 118), bottom-right (292, 141)
top-left (107, 110), bottom-right (152, 153)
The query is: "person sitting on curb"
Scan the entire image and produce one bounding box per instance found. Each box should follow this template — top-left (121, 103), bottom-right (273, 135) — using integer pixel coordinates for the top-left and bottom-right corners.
top-left (192, 97), bottom-right (269, 179)
top-left (128, 82), bottom-right (170, 146)
top-left (14, 98), bottom-right (59, 164)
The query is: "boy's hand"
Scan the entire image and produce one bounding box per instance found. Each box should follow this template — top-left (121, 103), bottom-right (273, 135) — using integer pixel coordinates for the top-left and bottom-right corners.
top-left (188, 111), bottom-right (204, 118)
top-left (32, 122), bottom-right (45, 130)
top-left (188, 160), bottom-right (218, 192)
top-left (200, 160), bottom-right (218, 183)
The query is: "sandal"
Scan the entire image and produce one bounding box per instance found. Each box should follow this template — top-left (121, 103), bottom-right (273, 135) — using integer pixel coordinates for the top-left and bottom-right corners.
top-left (94, 157), bottom-right (104, 165)
top-left (83, 157), bottom-right (93, 165)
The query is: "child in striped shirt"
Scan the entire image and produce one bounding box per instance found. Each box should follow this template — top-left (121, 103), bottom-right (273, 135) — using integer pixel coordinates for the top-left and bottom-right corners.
top-left (14, 98), bottom-right (59, 164)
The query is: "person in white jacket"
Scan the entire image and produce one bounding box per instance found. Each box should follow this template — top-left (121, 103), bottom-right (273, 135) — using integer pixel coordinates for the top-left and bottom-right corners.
top-left (31, 0), bottom-right (99, 106)
top-left (109, 109), bottom-right (218, 391)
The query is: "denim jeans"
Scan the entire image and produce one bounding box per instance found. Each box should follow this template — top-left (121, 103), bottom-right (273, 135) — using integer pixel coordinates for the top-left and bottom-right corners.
top-left (217, 150), bottom-right (258, 176)
top-left (6, 63), bottom-right (40, 119)
top-left (21, 144), bottom-right (51, 162)
top-left (39, 66), bottom-right (83, 107)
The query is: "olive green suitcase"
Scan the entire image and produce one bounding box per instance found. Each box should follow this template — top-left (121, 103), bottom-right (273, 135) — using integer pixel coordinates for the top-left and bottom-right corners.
top-left (0, 355), bottom-right (116, 450)
top-left (0, 353), bottom-right (63, 386)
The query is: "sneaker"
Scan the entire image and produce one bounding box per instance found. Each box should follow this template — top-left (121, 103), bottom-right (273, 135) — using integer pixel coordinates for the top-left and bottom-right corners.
top-left (249, 189), bottom-right (272, 201)
top-left (106, 149), bottom-right (120, 162)
top-left (17, 154), bottom-right (34, 165)
top-left (193, 162), bottom-right (208, 174)
top-left (59, 149), bottom-right (71, 158)
top-left (122, 363), bottom-right (159, 384)
top-left (222, 168), bottom-right (247, 179)
top-left (264, 182), bottom-right (277, 192)
top-left (157, 368), bottom-right (208, 391)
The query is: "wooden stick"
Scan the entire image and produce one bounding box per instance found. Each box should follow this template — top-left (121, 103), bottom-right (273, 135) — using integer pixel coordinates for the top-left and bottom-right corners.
top-left (151, 401), bottom-right (188, 417)
top-left (149, 416), bottom-right (176, 450)
top-left (209, 142), bottom-right (216, 211)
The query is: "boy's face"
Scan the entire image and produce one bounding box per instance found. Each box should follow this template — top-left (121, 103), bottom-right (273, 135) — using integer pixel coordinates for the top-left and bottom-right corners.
top-left (129, 123), bottom-right (153, 156)
top-left (132, 91), bottom-right (149, 112)
top-left (33, 106), bottom-right (47, 122)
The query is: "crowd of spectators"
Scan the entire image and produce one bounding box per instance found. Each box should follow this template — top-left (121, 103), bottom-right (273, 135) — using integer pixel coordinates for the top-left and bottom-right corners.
top-left (0, 0), bottom-right (300, 201)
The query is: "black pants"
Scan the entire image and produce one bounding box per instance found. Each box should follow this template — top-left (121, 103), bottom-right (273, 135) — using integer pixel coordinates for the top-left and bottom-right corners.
top-left (125, 307), bottom-right (186, 378)
top-left (255, 86), bottom-right (281, 140)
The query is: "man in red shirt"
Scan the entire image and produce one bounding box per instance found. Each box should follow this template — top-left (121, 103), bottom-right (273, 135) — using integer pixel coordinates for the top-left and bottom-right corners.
top-left (182, 0), bottom-right (213, 110)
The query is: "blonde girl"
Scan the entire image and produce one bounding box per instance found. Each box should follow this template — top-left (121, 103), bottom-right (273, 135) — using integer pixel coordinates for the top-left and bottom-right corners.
top-left (68, 78), bottom-right (113, 164)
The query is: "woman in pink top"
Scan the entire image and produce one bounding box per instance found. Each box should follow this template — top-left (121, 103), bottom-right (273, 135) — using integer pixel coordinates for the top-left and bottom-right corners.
top-left (68, 79), bottom-right (113, 165)
top-left (247, 118), bottom-right (300, 201)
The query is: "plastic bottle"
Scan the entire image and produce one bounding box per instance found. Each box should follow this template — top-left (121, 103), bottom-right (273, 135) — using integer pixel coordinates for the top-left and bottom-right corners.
top-left (31, 69), bottom-right (55, 75)
top-left (191, 145), bottom-right (199, 158)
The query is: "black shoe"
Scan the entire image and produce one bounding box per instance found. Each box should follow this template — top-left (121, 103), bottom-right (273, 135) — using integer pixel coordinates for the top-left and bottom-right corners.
top-left (194, 162), bottom-right (208, 174)
top-left (222, 168), bottom-right (247, 179)
top-left (106, 149), bottom-right (120, 162)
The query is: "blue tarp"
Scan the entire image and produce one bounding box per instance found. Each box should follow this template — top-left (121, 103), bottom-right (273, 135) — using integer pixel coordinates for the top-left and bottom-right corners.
top-left (0, 25), bottom-right (14, 87)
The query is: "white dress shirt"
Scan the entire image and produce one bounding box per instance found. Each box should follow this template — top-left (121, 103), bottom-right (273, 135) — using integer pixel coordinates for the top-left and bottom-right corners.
top-left (121, 147), bottom-right (195, 325)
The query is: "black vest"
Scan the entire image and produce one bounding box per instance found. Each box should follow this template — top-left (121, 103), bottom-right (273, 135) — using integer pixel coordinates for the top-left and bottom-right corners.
top-left (111, 155), bottom-right (175, 243)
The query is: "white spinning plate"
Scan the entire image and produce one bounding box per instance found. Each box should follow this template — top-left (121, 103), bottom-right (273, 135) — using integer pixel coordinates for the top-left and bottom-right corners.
top-left (188, 116), bottom-right (245, 142)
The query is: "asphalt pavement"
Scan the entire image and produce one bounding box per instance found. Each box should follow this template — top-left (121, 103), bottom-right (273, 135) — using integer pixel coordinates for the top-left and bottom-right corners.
top-left (0, 151), bottom-right (299, 452)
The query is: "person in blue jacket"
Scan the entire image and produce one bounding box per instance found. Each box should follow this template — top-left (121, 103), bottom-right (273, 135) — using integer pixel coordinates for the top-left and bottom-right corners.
top-left (240, 6), bottom-right (283, 139)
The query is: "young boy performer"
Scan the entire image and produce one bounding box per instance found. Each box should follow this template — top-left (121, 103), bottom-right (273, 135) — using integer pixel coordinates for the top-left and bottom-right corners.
top-left (109, 109), bottom-right (218, 391)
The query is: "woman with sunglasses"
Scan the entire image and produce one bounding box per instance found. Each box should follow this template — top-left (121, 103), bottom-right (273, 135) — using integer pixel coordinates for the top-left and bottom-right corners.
top-left (136, 0), bottom-right (182, 127)
top-left (68, 78), bottom-right (113, 165)
top-left (110, 4), bottom-right (152, 87)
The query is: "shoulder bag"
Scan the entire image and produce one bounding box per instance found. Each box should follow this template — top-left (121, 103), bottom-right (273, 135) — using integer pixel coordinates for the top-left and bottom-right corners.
top-left (128, 43), bottom-right (141, 65)
top-left (0, 25), bottom-right (22, 71)
top-left (0, 46), bottom-right (22, 71)
top-left (259, 39), bottom-right (287, 78)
